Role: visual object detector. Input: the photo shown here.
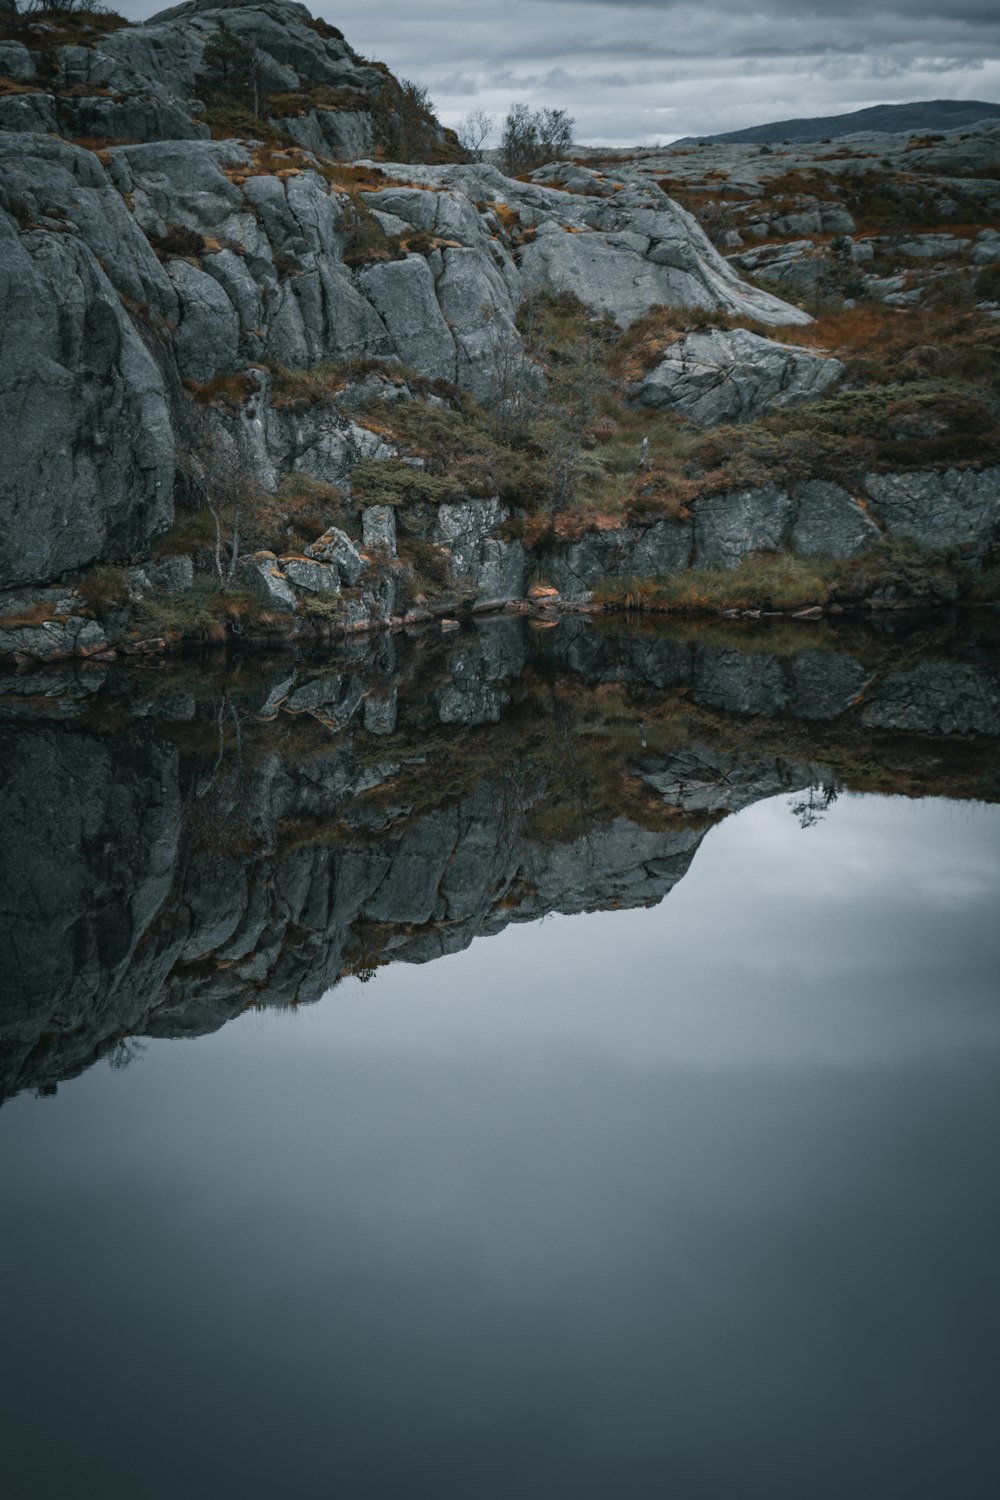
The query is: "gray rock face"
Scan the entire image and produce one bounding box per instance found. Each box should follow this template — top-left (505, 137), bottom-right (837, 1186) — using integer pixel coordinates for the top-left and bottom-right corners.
top-left (434, 498), bottom-right (527, 603)
top-left (0, 186), bottom-right (175, 589)
top-left (362, 505), bottom-right (396, 556)
top-left (305, 527), bottom-right (364, 584)
top-left (540, 469), bottom-right (996, 584)
top-left (364, 692), bottom-right (397, 736)
top-left (0, 41), bottom-right (34, 81)
top-left (790, 481), bottom-right (882, 559)
top-left (0, 0), bottom-right (383, 149)
top-left (728, 239), bottom-right (825, 296)
top-left (896, 234), bottom-right (971, 260)
top-left (631, 328), bottom-right (843, 425)
top-left (693, 485), bottom-right (794, 569)
top-left (547, 520), bottom-right (693, 600)
top-left (282, 556), bottom-right (340, 594)
top-left (0, 610), bottom-right (109, 663)
top-left (125, 554), bottom-right (195, 600)
top-left (355, 256), bottom-right (458, 383)
top-left (238, 551), bottom-right (298, 612)
top-left (508, 171), bottom-right (809, 329)
top-left (863, 468), bottom-right (1000, 555)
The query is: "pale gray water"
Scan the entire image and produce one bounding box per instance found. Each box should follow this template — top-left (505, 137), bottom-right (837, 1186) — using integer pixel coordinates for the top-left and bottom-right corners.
top-left (2, 785), bottom-right (998, 1499)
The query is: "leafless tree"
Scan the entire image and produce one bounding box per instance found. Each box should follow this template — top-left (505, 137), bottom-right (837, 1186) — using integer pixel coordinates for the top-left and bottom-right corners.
top-left (17, 1), bottom-right (110, 13)
top-left (181, 407), bottom-right (266, 592)
top-left (481, 302), bottom-right (541, 445)
top-left (457, 106), bottom-right (494, 161)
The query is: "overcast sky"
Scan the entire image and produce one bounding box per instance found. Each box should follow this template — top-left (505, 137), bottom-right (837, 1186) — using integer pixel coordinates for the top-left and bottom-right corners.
top-left (127, 1), bottom-right (1000, 144)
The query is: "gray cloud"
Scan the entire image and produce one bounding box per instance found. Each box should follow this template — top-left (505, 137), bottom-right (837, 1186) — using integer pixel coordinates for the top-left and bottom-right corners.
top-left (120, 1), bottom-right (1000, 143)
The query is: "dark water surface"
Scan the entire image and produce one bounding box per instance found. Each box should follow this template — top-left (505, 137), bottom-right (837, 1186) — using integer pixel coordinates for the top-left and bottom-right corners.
top-left (1, 614), bottom-right (999, 1498)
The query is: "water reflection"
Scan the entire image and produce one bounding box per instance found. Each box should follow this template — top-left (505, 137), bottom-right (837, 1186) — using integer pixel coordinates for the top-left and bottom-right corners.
top-left (1, 612), bottom-right (999, 1101)
top-left (1, 614), bottom-right (999, 1498)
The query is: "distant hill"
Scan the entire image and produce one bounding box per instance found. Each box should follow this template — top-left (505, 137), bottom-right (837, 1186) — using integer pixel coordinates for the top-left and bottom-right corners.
top-left (674, 99), bottom-right (1000, 147)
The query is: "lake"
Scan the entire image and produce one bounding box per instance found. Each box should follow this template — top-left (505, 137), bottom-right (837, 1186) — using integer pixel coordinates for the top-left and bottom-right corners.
top-left (1, 612), bottom-right (998, 1498)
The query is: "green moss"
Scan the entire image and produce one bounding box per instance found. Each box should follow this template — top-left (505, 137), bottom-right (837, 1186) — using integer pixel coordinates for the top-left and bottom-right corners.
top-left (588, 535), bottom-right (989, 615)
top-left (350, 457), bottom-right (465, 507)
top-left (594, 555), bottom-right (834, 613)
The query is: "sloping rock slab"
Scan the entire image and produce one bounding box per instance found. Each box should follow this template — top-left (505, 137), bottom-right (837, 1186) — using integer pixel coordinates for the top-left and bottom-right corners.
top-left (631, 328), bottom-right (843, 425)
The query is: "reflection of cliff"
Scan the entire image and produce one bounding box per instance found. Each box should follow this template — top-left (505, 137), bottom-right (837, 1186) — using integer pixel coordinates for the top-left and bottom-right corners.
top-left (2, 616), bottom-right (999, 1102)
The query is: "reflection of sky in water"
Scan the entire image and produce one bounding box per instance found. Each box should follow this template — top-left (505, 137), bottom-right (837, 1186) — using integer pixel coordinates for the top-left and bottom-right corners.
top-left (1, 793), bottom-right (998, 1499)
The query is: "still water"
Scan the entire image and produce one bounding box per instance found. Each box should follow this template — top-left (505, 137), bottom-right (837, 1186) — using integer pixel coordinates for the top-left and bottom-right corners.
top-left (1, 615), bottom-right (998, 1498)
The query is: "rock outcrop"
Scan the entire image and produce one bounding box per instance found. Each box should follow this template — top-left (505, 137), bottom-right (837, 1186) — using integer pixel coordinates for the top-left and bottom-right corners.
top-left (539, 467), bottom-right (998, 600)
top-left (0, 0), bottom-right (997, 636)
top-left (0, 0), bottom-right (808, 595)
top-left (630, 327), bottom-right (843, 424)
top-left (0, 0), bottom-right (393, 154)
top-left (0, 121), bottom-right (807, 589)
top-left (2, 461), bottom-right (996, 662)
top-left (591, 120), bottom-right (1000, 314)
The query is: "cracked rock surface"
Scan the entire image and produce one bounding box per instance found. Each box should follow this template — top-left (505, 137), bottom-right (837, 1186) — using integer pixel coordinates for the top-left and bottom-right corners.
top-left (630, 327), bottom-right (843, 425)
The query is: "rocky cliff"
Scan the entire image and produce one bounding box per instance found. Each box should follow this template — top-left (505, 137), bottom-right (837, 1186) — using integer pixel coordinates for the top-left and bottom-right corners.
top-left (0, 0), bottom-right (404, 155)
top-left (1, 0), bottom-right (998, 654)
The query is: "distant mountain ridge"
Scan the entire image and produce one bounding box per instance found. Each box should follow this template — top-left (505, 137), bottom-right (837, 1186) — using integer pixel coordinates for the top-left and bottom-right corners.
top-left (674, 99), bottom-right (1000, 147)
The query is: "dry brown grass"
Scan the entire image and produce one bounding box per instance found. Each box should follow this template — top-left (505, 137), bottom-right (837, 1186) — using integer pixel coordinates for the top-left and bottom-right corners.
top-left (186, 371), bottom-right (261, 408)
top-left (0, 597), bottom-right (65, 630)
top-left (62, 138), bottom-right (124, 158)
top-left (0, 75), bottom-right (44, 95)
top-left (77, 565), bottom-right (129, 615)
top-left (0, 11), bottom-right (128, 49)
top-left (793, 304), bottom-right (1000, 390)
top-left (266, 85), bottom-right (368, 119)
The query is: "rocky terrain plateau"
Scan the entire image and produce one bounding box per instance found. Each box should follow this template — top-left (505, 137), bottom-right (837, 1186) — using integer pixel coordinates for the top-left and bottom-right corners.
top-left (0, 0), bottom-right (998, 664)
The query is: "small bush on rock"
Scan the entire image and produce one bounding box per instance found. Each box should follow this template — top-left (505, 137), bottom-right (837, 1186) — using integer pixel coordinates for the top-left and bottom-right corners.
top-left (370, 74), bottom-right (462, 164)
top-left (351, 458), bottom-right (464, 508)
top-left (338, 192), bottom-right (406, 268)
top-left (199, 24), bottom-right (263, 118)
top-left (78, 564), bottom-right (129, 615)
top-left (500, 103), bottom-right (574, 175)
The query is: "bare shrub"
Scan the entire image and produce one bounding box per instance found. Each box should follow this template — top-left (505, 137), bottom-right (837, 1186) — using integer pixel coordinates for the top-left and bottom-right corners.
top-left (500, 104), bottom-right (574, 176)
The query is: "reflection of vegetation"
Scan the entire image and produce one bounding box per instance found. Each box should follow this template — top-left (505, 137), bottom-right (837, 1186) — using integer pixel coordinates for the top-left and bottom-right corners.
top-left (790, 782), bottom-right (840, 829)
top-left (104, 1036), bottom-right (146, 1072)
top-left (5, 614), bottom-right (994, 1100)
